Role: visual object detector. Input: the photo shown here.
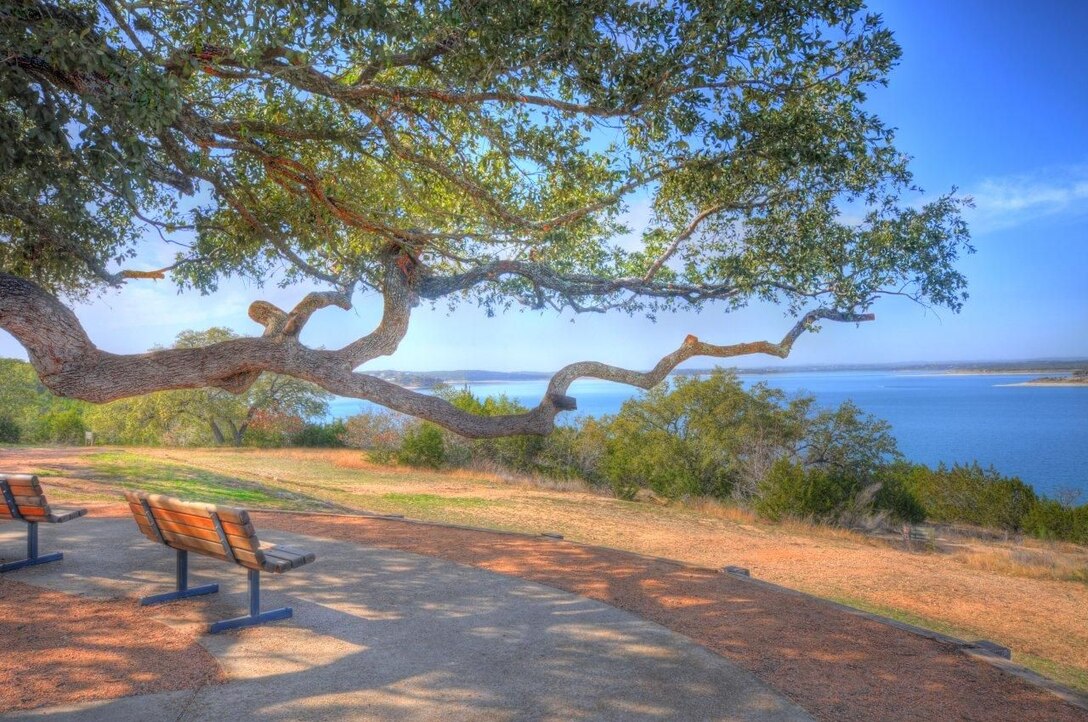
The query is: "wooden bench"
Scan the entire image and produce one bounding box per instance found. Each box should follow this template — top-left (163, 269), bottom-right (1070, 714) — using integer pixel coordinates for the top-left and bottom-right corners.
top-left (124, 490), bottom-right (315, 633)
top-left (0, 473), bottom-right (86, 573)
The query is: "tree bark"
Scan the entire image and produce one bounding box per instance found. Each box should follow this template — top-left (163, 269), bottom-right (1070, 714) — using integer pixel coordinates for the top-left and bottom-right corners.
top-left (0, 270), bottom-right (872, 439)
top-left (209, 420), bottom-right (225, 445)
top-left (226, 419), bottom-right (243, 447)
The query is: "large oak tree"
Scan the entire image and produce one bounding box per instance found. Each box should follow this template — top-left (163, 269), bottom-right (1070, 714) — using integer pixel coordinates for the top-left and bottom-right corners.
top-left (0, 0), bottom-right (970, 437)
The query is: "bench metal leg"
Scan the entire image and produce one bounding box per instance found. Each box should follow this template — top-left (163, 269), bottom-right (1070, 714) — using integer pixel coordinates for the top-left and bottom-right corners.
top-left (140, 549), bottom-right (219, 605)
top-left (208, 568), bottom-right (292, 633)
top-left (0, 522), bottom-right (64, 573)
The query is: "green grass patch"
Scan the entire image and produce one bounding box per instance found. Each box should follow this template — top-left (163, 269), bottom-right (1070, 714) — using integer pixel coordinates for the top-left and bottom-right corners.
top-left (1015, 653), bottom-right (1088, 694)
top-left (87, 451), bottom-right (291, 507)
top-left (379, 493), bottom-right (493, 512)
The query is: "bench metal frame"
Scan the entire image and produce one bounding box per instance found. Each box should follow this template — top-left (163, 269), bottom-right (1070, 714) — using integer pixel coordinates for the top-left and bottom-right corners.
top-left (208, 568), bottom-right (293, 633)
top-left (136, 501), bottom-right (293, 633)
top-left (0, 481), bottom-right (63, 573)
top-left (139, 548), bottom-right (220, 605)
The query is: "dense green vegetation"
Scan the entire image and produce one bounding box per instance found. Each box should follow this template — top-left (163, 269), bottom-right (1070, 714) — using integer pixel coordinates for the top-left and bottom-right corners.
top-left (0, 331), bottom-right (332, 446)
top-left (3, 1), bottom-right (971, 445)
top-left (2, 356), bottom-right (1085, 545)
top-left (0, 358), bottom-right (91, 444)
top-left (352, 372), bottom-right (1087, 544)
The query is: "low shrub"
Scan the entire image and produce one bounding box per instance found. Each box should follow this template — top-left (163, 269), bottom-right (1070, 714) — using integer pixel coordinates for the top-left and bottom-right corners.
top-left (1022, 499), bottom-right (1088, 545)
top-left (872, 467), bottom-right (927, 525)
top-left (343, 411), bottom-right (405, 450)
top-left (754, 459), bottom-right (864, 523)
top-left (438, 387), bottom-right (545, 472)
top-left (0, 415), bottom-right (20, 443)
top-left (29, 408), bottom-right (86, 444)
top-left (291, 421), bottom-right (346, 447)
top-left (901, 462), bottom-right (1036, 533)
top-left (397, 423), bottom-right (446, 468)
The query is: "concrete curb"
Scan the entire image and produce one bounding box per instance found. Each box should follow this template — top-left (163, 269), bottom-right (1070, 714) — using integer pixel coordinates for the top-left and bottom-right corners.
top-left (249, 506), bottom-right (1088, 714)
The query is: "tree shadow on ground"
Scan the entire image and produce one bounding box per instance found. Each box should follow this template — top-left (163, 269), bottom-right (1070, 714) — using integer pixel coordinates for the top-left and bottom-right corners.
top-left (252, 513), bottom-right (1088, 722)
top-left (0, 519), bottom-right (803, 722)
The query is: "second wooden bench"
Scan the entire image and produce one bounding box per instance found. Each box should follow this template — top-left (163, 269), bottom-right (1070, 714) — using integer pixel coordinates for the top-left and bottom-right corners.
top-left (1, 473), bottom-right (86, 573)
top-left (125, 490), bottom-right (315, 633)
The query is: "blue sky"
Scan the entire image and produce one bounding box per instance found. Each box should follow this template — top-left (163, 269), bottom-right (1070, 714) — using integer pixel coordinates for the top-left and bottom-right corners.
top-left (2, 0), bottom-right (1086, 372)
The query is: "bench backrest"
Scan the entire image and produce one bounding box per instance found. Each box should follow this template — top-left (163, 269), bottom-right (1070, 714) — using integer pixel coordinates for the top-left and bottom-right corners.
top-left (0, 474), bottom-right (53, 521)
top-left (124, 491), bottom-right (266, 571)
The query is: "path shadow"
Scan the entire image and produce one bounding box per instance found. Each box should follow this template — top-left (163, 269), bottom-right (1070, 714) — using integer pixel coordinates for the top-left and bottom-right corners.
top-left (0, 520), bottom-right (807, 722)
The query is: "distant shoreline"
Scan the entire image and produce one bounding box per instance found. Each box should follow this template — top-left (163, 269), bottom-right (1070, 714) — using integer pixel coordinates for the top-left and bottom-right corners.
top-left (369, 364), bottom-right (1088, 387)
top-left (1000, 381), bottom-right (1088, 387)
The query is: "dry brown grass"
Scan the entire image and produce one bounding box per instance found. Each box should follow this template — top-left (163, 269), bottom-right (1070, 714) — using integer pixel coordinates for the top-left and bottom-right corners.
top-left (4, 445), bottom-right (1088, 693)
top-left (954, 544), bottom-right (1088, 583)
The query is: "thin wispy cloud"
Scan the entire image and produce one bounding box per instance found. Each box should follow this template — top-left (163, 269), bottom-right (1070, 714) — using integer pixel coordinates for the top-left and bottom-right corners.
top-left (965, 166), bottom-right (1088, 234)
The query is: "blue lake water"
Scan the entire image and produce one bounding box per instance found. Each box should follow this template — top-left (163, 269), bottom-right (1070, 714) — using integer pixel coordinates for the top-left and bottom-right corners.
top-left (328, 372), bottom-right (1088, 499)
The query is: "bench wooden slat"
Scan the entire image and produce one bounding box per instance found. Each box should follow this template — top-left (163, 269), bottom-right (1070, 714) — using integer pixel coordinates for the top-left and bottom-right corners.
top-left (133, 511), bottom-right (256, 549)
top-left (132, 516), bottom-right (263, 569)
top-left (48, 508), bottom-right (87, 524)
top-left (258, 544), bottom-right (316, 573)
top-left (0, 474), bottom-right (85, 529)
top-left (1, 474), bottom-right (41, 485)
top-left (6, 483), bottom-right (42, 497)
top-left (259, 547), bottom-right (301, 565)
top-left (132, 517), bottom-right (263, 568)
top-left (135, 493), bottom-right (251, 526)
top-left (125, 502), bottom-right (255, 539)
top-left (3, 482), bottom-right (43, 497)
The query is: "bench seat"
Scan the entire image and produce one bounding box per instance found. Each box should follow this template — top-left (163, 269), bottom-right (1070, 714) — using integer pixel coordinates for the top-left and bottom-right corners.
top-left (258, 542), bottom-right (315, 573)
top-left (45, 507), bottom-right (88, 524)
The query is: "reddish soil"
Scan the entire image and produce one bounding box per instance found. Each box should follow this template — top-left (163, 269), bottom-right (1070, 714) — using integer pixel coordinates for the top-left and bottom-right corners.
top-left (0, 576), bottom-right (224, 711)
top-left (254, 511), bottom-right (1088, 722)
top-left (2, 498), bottom-right (1085, 720)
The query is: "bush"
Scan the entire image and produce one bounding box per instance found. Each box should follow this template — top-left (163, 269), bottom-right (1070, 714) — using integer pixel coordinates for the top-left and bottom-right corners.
top-left (343, 411), bottom-right (405, 450)
top-left (30, 408), bottom-right (86, 444)
top-left (291, 421), bottom-right (346, 447)
top-left (437, 387), bottom-right (544, 471)
top-left (244, 410), bottom-right (305, 447)
top-left (397, 423), bottom-right (445, 468)
top-left (596, 372), bottom-right (805, 501)
top-left (1022, 499), bottom-right (1088, 545)
top-left (533, 419), bottom-right (608, 483)
top-left (902, 462), bottom-right (1036, 533)
top-left (754, 459), bottom-right (864, 523)
top-left (0, 415), bottom-right (20, 443)
top-left (872, 465), bottom-right (927, 525)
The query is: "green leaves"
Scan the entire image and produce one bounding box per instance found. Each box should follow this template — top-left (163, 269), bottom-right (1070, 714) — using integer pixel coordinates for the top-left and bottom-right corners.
top-left (3, 0), bottom-right (970, 324)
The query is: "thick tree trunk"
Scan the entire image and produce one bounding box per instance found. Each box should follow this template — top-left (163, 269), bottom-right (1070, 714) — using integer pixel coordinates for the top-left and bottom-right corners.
top-left (209, 420), bottom-right (226, 445)
top-left (225, 419), bottom-right (244, 447)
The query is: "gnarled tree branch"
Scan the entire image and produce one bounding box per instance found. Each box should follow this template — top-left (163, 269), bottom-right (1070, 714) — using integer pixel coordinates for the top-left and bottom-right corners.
top-left (0, 268), bottom-right (871, 438)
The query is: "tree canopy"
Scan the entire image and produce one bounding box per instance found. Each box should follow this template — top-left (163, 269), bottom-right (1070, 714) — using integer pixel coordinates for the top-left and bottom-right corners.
top-left (0, 0), bottom-right (971, 437)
